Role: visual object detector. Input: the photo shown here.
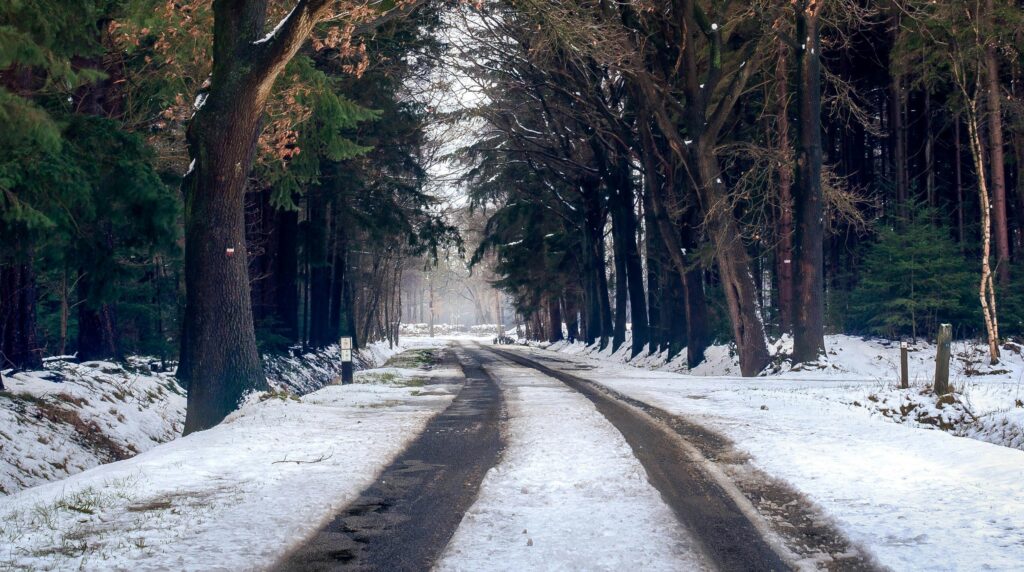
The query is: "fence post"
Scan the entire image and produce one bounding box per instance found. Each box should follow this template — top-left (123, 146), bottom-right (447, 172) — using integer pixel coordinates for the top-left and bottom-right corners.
top-left (934, 324), bottom-right (952, 395)
top-left (900, 341), bottom-right (909, 389)
top-left (340, 336), bottom-right (354, 385)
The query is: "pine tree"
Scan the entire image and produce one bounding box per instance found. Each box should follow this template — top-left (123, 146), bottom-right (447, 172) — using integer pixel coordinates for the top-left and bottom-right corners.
top-left (851, 204), bottom-right (976, 340)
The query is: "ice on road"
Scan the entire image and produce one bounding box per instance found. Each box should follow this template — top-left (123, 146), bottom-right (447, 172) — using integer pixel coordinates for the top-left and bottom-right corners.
top-left (438, 355), bottom-right (712, 571)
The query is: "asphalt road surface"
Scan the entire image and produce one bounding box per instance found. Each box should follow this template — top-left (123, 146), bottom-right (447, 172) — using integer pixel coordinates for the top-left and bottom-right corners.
top-left (275, 347), bottom-right (504, 572)
top-left (276, 342), bottom-right (880, 572)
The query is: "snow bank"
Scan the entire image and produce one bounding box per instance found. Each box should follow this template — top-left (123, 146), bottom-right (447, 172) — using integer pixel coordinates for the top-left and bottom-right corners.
top-left (0, 356), bottom-right (459, 571)
top-left (512, 345), bottom-right (1024, 571)
top-left (263, 338), bottom-right (436, 395)
top-left (0, 337), bottom-right (450, 497)
top-left (0, 359), bottom-right (185, 496)
top-left (541, 334), bottom-right (1024, 452)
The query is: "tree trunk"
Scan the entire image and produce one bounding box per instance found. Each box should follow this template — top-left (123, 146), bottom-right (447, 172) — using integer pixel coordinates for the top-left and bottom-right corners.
top-left (547, 295), bottom-right (563, 343)
top-left (965, 93), bottom-right (1002, 364)
top-left (679, 216), bottom-right (710, 369)
top-left (956, 120), bottom-right (966, 248)
top-left (0, 256), bottom-right (42, 370)
top-left (611, 213), bottom-right (628, 352)
top-left (564, 293), bottom-right (579, 343)
top-left (179, 0), bottom-right (343, 432)
top-left (644, 197), bottom-right (664, 354)
top-left (693, 149), bottom-right (770, 376)
top-left (582, 181), bottom-right (611, 348)
top-left (985, 24), bottom-right (1011, 285)
top-left (775, 38), bottom-right (795, 335)
top-left (889, 13), bottom-right (909, 209)
top-left (76, 270), bottom-right (120, 362)
top-left (792, 4), bottom-right (826, 363)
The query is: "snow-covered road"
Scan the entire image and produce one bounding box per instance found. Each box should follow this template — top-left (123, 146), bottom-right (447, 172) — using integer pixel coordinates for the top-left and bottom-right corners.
top-left (438, 348), bottom-right (713, 571)
top-left (506, 343), bottom-right (1024, 571)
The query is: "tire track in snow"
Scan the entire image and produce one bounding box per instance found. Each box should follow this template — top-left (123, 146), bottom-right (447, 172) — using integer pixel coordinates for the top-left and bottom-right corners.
top-left (437, 345), bottom-right (713, 571)
top-left (486, 344), bottom-right (882, 572)
top-left (274, 347), bottom-right (503, 572)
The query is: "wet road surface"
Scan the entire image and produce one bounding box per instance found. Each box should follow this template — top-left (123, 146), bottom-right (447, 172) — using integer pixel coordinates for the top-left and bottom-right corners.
top-left (276, 342), bottom-right (879, 572)
top-left (275, 346), bottom-right (504, 572)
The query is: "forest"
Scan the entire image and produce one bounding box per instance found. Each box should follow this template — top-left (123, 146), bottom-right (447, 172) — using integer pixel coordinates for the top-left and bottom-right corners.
top-left (2, 0), bottom-right (1024, 431)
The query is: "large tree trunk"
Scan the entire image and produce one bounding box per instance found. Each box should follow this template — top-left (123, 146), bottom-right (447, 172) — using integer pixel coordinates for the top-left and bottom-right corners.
top-left (611, 214), bottom-right (628, 352)
top-left (693, 149), bottom-right (770, 376)
top-left (774, 38), bottom-right (795, 335)
top-left (582, 180), bottom-right (612, 348)
top-left (644, 197), bottom-right (664, 354)
top-left (179, 0), bottom-right (341, 432)
top-left (0, 256), bottom-right (42, 370)
top-left (984, 20), bottom-right (1011, 285)
top-left (547, 295), bottom-right (563, 343)
top-left (792, 3), bottom-right (826, 363)
top-left (679, 214), bottom-right (710, 369)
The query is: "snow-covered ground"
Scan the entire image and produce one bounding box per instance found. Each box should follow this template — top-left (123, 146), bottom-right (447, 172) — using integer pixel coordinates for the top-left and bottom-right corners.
top-left (0, 344), bottom-right (458, 571)
top-left (0, 338), bottom-right (443, 497)
top-left (515, 338), bottom-right (1024, 571)
top-left (0, 358), bottom-right (185, 496)
top-left (438, 355), bottom-right (711, 571)
top-left (546, 334), bottom-right (1024, 451)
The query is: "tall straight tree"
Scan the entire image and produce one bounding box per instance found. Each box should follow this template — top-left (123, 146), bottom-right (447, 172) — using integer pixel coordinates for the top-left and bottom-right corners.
top-left (792, 0), bottom-right (826, 362)
top-left (983, 0), bottom-right (1010, 285)
top-left (179, 0), bottom-right (421, 433)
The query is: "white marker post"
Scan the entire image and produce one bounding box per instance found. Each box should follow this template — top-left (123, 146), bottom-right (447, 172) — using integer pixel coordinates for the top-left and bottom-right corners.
top-left (340, 336), bottom-right (353, 385)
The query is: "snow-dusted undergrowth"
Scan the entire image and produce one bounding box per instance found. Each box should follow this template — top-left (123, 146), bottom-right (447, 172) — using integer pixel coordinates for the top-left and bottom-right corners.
top-left (0, 358), bottom-right (185, 496)
top-left (0, 338), bottom-right (440, 496)
top-left (539, 334), bottom-right (1024, 451)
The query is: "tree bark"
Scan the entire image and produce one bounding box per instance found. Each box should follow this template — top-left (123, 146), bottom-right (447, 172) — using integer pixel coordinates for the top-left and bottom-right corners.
top-left (775, 38), bottom-right (795, 335)
top-left (547, 294), bottom-right (563, 343)
top-left (179, 0), bottom-right (341, 432)
top-left (965, 91), bottom-right (1002, 364)
top-left (792, 3), bottom-right (826, 363)
top-left (76, 270), bottom-right (120, 362)
top-left (0, 256), bottom-right (42, 370)
top-left (611, 211), bottom-right (628, 352)
top-left (984, 15), bottom-right (1011, 285)
top-left (693, 149), bottom-right (770, 376)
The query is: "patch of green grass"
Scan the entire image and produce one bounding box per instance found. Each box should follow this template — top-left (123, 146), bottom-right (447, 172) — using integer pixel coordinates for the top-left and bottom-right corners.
top-left (258, 389), bottom-right (300, 402)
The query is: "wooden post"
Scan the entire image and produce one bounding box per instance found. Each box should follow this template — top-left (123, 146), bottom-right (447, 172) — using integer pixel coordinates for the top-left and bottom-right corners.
top-left (934, 324), bottom-right (952, 395)
top-left (900, 341), bottom-right (909, 389)
top-left (340, 337), bottom-right (354, 385)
